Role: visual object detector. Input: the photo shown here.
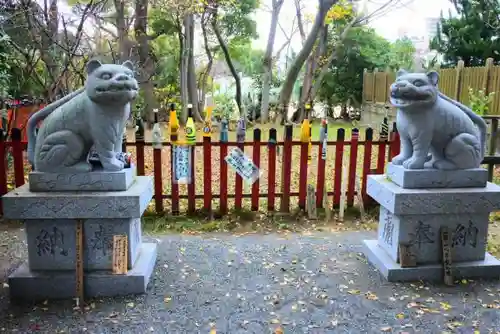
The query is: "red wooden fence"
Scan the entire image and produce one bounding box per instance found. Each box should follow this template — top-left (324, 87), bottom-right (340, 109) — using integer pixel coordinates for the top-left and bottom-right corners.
top-left (0, 125), bottom-right (402, 216)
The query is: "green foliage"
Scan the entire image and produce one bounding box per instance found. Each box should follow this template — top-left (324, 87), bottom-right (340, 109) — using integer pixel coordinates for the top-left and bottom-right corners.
top-left (468, 87), bottom-right (495, 116)
top-left (318, 25), bottom-right (416, 107)
top-left (217, 0), bottom-right (259, 39)
top-left (430, 0), bottom-right (500, 67)
top-left (0, 35), bottom-right (13, 98)
top-left (389, 37), bottom-right (416, 71)
top-left (151, 34), bottom-right (181, 106)
top-left (213, 93), bottom-right (235, 120)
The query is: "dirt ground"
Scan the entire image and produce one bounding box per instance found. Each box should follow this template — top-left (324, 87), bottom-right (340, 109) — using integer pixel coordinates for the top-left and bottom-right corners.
top-left (2, 220), bottom-right (500, 333)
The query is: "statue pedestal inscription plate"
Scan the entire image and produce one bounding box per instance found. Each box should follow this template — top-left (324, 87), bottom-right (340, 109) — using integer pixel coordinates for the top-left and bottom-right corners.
top-left (363, 170), bottom-right (500, 282)
top-left (2, 175), bottom-right (157, 301)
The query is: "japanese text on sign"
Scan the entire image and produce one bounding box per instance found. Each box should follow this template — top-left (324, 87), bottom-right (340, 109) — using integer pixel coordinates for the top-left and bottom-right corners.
top-left (112, 235), bottom-right (128, 275)
top-left (225, 147), bottom-right (261, 184)
top-left (172, 145), bottom-right (192, 184)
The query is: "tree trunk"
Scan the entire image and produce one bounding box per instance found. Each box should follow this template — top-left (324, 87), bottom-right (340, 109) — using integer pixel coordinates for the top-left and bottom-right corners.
top-left (198, 13), bottom-right (213, 117)
top-left (308, 16), bottom-right (357, 102)
top-left (212, 17), bottom-right (243, 117)
top-left (278, 0), bottom-right (338, 123)
top-left (298, 24), bottom-right (327, 121)
top-left (178, 17), bottom-right (189, 125)
top-left (113, 0), bottom-right (132, 63)
top-left (260, 0), bottom-right (284, 123)
top-left (185, 14), bottom-right (203, 122)
top-left (135, 0), bottom-right (156, 125)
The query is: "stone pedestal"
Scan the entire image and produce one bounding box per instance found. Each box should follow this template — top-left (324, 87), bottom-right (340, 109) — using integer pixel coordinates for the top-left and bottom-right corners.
top-left (2, 169), bottom-right (157, 301)
top-left (363, 163), bottom-right (500, 282)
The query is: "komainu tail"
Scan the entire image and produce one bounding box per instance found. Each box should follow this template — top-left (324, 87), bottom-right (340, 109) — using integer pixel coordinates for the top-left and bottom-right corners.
top-left (27, 88), bottom-right (84, 166)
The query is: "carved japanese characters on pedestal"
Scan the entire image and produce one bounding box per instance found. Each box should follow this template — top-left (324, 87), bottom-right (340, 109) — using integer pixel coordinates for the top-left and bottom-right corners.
top-left (389, 70), bottom-right (487, 170)
top-left (26, 59), bottom-right (139, 173)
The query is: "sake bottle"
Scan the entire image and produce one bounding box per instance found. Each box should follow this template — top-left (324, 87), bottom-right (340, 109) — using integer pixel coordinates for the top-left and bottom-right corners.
top-left (185, 103), bottom-right (196, 145)
top-left (152, 108), bottom-right (163, 149)
top-left (169, 103), bottom-right (179, 142)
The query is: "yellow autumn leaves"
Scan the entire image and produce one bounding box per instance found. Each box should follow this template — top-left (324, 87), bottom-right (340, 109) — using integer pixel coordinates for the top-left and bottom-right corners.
top-left (325, 0), bottom-right (354, 25)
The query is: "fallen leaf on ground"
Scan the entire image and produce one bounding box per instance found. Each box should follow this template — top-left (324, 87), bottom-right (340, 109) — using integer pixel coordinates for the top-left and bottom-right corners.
top-left (365, 292), bottom-right (378, 300)
top-left (440, 302), bottom-right (452, 310)
top-left (347, 289), bottom-right (360, 295)
top-left (446, 321), bottom-right (463, 330)
top-left (396, 313), bottom-right (405, 319)
top-left (380, 326), bottom-right (392, 332)
top-left (164, 296), bottom-right (172, 303)
top-left (275, 326), bottom-right (284, 334)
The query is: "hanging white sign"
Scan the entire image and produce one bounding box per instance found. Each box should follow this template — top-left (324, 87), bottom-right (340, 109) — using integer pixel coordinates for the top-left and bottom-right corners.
top-left (225, 147), bottom-right (261, 184)
top-left (172, 145), bottom-right (191, 184)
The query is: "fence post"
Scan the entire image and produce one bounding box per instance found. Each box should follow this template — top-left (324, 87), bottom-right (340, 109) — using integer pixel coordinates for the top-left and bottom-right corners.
top-left (389, 122), bottom-right (400, 160)
top-left (234, 118), bottom-right (246, 210)
top-left (298, 117), bottom-right (310, 210)
top-left (483, 57), bottom-right (494, 93)
top-left (362, 69), bottom-right (367, 104)
top-left (453, 60), bottom-right (465, 102)
top-left (251, 128), bottom-right (261, 211)
top-left (371, 68), bottom-right (378, 103)
top-left (347, 128), bottom-right (359, 207)
top-left (11, 128), bottom-right (24, 187)
top-left (280, 125), bottom-right (293, 212)
top-left (135, 117), bottom-right (145, 176)
top-left (488, 117), bottom-right (498, 181)
top-left (152, 113), bottom-right (163, 214)
top-left (0, 134), bottom-right (7, 215)
top-left (267, 128), bottom-right (277, 212)
top-left (203, 134), bottom-right (212, 213)
top-left (383, 69), bottom-right (390, 104)
top-left (376, 117), bottom-right (388, 174)
top-left (333, 128), bottom-right (345, 207)
top-left (219, 119), bottom-right (229, 215)
top-left (316, 120), bottom-right (328, 208)
top-left (362, 128), bottom-right (374, 205)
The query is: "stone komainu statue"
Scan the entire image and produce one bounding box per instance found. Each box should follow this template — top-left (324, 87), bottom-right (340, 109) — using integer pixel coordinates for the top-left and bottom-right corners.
top-left (389, 69), bottom-right (487, 170)
top-left (27, 59), bottom-right (138, 173)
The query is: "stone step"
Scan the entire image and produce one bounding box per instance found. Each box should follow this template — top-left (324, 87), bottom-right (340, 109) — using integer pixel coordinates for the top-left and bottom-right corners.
top-left (8, 242), bottom-right (157, 301)
top-left (28, 165), bottom-right (137, 192)
top-left (367, 174), bottom-right (500, 215)
top-left (386, 163), bottom-right (487, 189)
top-left (3, 176), bottom-right (153, 220)
top-left (363, 240), bottom-right (500, 282)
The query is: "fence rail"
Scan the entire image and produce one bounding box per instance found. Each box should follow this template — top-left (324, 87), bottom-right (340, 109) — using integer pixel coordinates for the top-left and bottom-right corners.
top-left (2, 121), bottom-right (500, 217)
top-left (0, 124), bottom-right (403, 216)
top-left (363, 58), bottom-right (500, 113)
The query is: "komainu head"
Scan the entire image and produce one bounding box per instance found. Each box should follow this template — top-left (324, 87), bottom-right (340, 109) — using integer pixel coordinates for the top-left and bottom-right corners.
top-left (390, 70), bottom-right (439, 109)
top-left (85, 59), bottom-right (139, 105)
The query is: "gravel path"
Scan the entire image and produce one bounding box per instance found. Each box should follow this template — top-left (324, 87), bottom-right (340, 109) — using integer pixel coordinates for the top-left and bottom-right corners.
top-left (2, 228), bottom-right (500, 333)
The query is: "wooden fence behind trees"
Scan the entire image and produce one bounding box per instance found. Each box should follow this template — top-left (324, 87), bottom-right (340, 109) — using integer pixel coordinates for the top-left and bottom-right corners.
top-left (363, 58), bottom-right (500, 113)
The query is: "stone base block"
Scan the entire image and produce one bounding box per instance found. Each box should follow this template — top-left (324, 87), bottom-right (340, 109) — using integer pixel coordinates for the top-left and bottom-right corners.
top-left (26, 218), bottom-right (142, 271)
top-left (363, 240), bottom-right (500, 282)
top-left (377, 206), bottom-right (488, 264)
top-left (3, 176), bottom-right (153, 219)
top-left (28, 165), bottom-right (137, 192)
top-left (8, 243), bottom-right (157, 301)
top-left (367, 175), bottom-right (500, 215)
top-left (386, 163), bottom-right (487, 189)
